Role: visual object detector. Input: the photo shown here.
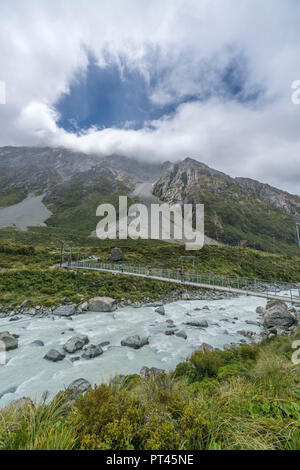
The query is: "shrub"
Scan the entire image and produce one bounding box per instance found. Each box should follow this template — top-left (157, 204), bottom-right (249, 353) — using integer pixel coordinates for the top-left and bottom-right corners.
top-left (238, 344), bottom-right (259, 361)
top-left (143, 413), bottom-right (180, 450)
top-left (190, 350), bottom-right (225, 377)
top-left (174, 362), bottom-right (201, 382)
top-left (217, 365), bottom-right (241, 380)
top-left (179, 401), bottom-right (212, 450)
top-left (73, 383), bottom-right (146, 450)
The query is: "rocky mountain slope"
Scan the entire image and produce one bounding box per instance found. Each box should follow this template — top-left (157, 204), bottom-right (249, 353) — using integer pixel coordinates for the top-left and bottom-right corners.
top-left (153, 158), bottom-right (300, 254)
top-left (0, 148), bottom-right (300, 254)
top-left (0, 147), bottom-right (167, 233)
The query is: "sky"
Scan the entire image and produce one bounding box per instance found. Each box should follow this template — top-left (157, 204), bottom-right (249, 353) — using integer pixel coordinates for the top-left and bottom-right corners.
top-left (0, 0), bottom-right (300, 194)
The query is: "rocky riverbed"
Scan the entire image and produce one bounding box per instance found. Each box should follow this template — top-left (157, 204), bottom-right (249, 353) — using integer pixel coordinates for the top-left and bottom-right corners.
top-left (0, 291), bottom-right (299, 409)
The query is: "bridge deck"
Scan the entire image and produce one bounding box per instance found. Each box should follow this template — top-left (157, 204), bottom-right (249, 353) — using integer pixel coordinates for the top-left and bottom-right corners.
top-left (66, 263), bottom-right (300, 305)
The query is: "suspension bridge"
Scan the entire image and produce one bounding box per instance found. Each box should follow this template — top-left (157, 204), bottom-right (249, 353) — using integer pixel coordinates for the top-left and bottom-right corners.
top-left (64, 261), bottom-right (300, 305)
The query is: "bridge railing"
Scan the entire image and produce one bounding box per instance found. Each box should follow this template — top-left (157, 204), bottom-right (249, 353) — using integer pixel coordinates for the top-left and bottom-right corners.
top-left (68, 261), bottom-right (300, 302)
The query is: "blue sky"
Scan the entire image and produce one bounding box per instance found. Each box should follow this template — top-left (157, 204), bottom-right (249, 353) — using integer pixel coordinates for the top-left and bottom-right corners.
top-left (56, 56), bottom-right (155, 131)
top-left (56, 51), bottom-right (262, 132)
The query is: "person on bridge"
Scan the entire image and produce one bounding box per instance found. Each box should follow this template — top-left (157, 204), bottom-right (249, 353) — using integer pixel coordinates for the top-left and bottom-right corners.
top-left (179, 267), bottom-right (185, 283)
top-left (146, 265), bottom-right (152, 276)
top-left (120, 263), bottom-right (124, 273)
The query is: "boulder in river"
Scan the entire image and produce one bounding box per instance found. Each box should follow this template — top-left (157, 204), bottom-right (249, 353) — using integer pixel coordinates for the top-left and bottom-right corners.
top-left (155, 306), bottom-right (165, 316)
top-left (256, 306), bottom-right (266, 315)
top-left (165, 330), bottom-right (175, 336)
top-left (186, 319), bottom-right (209, 328)
top-left (175, 330), bottom-right (187, 340)
top-left (245, 320), bottom-right (261, 326)
top-left (30, 340), bottom-right (44, 347)
top-left (63, 334), bottom-right (89, 354)
top-left (53, 305), bottom-right (76, 317)
top-left (70, 356), bottom-right (80, 363)
top-left (182, 293), bottom-right (190, 300)
top-left (44, 349), bottom-right (65, 362)
top-left (78, 302), bottom-right (89, 312)
top-left (81, 344), bottom-right (103, 360)
top-left (198, 343), bottom-right (214, 352)
top-left (0, 331), bottom-right (18, 351)
top-left (88, 297), bottom-right (117, 312)
top-left (67, 378), bottom-right (91, 400)
top-left (140, 366), bottom-right (165, 379)
top-left (261, 300), bottom-right (297, 330)
top-left (121, 335), bottom-right (149, 349)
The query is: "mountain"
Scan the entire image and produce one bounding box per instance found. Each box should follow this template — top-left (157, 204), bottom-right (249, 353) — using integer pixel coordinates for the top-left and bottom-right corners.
top-left (153, 158), bottom-right (300, 254)
top-left (0, 146), bottom-right (166, 234)
top-left (0, 148), bottom-right (299, 254)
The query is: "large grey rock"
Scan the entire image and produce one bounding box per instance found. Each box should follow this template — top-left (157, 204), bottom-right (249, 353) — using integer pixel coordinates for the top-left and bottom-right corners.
top-left (175, 330), bottom-right (187, 340)
top-left (182, 293), bottom-right (190, 300)
top-left (0, 331), bottom-right (18, 351)
top-left (44, 349), bottom-right (65, 362)
top-left (140, 366), bottom-right (165, 379)
top-left (53, 305), bottom-right (76, 317)
top-left (79, 302), bottom-right (89, 312)
top-left (165, 330), bottom-right (175, 336)
top-left (256, 306), bottom-right (266, 315)
top-left (237, 330), bottom-right (255, 338)
top-left (67, 378), bottom-right (91, 400)
top-left (155, 306), bottom-right (165, 316)
top-left (63, 334), bottom-right (89, 354)
top-left (81, 344), bottom-right (103, 360)
top-left (186, 319), bottom-right (209, 328)
top-left (88, 297), bottom-right (117, 312)
top-left (30, 340), bottom-right (44, 347)
top-left (261, 300), bottom-right (297, 330)
top-left (198, 343), bottom-right (214, 352)
top-left (121, 335), bottom-right (149, 349)
top-left (110, 247), bottom-right (123, 262)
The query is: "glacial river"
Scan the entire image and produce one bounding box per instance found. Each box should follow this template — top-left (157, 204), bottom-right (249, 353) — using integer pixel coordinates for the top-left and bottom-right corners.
top-left (0, 295), bottom-right (269, 408)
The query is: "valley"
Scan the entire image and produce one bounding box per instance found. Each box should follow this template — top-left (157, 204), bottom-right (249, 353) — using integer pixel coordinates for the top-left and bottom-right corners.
top-left (1, 147), bottom-right (300, 451)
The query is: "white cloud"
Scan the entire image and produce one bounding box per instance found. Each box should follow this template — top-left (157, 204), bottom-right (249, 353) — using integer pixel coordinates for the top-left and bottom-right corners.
top-left (0, 0), bottom-right (300, 193)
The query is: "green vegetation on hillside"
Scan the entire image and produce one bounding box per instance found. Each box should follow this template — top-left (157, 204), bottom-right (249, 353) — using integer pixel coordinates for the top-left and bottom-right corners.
top-left (0, 188), bottom-right (27, 208)
top-left (0, 236), bottom-right (299, 307)
top-left (201, 190), bottom-right (299, 256)
top-left (1, 332), bottom-right (300, 450)
top-left (45, 177), bottom-right (133, 234)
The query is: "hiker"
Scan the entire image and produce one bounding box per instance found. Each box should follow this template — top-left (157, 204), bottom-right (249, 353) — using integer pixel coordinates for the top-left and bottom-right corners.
top-left (146, 265), bottom-right (152, 276)
top-left (179, 267), bottom-right (185, 283)
top-left (120, 263), bottom-right (124, 273)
